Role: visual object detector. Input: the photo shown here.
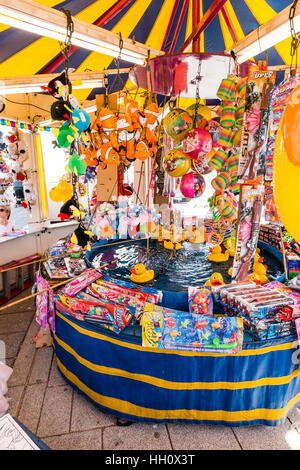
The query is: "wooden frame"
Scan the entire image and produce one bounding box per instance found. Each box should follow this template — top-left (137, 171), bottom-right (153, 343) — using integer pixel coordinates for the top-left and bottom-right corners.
top-left (0, 0), bottom-right (164, 62)
top-left (228, 2), bottom-right (300, 63)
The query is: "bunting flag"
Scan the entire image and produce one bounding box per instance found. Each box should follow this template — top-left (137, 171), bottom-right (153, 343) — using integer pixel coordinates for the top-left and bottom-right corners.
top-left (0, 0), bottom-right (294, 101)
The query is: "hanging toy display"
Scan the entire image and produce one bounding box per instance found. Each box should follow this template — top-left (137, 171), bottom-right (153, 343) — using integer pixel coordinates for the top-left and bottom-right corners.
top-left (181, 128), bottom-right (212, 160)
top-left (164, 108), bottom-right (193, 140)
top-left (180, 172), bottom-right (205, 199)
top-left (163, 149), bottom-right (191, 177)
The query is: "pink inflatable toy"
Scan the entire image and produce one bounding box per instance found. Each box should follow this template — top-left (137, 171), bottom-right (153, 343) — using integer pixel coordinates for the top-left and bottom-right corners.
top-left (180, 172), bottom-right (206, 199)
top-left (182, 128), bottom-right (212, 160)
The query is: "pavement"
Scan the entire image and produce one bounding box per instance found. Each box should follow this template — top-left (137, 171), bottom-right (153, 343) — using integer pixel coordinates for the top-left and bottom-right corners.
top-left (1, 288), bottom-right (300, 451)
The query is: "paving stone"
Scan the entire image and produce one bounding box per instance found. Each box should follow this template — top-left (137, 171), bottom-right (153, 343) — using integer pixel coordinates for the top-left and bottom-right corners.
top-left (43, 429), bottom-right (102, 451)
top-left (6, 385), bottom-right (24, 417)
top-left (0, 332), bottom-right (25, 359)
top-left (71, 391), bottom-right (115, 432)
top-left (2, 299), bottom-right (36, 315)
top-left (29, 346), bottom-right (53, 384)
top-left (8, 320), bottom-right (38, 387)
top-left (18, 383), bottom-right (47, 434)
top-left (37, 385), bottom-right (73, 438)
top-left (167, 423), bottom-right (241, 450)
top-left (0, 311), bottom-right (34, 334)
top-left (233, 422), bottom-right (292, 450)
top-left (103, 423), bottom-right (172, 450)
top-left (48, 356), bottom-right (68, 387)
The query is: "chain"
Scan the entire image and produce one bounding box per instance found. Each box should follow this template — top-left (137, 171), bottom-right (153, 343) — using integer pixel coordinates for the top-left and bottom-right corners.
top-left (191, 60), bottom-right (202, 127)
top-left (289, 0), bottom-right (300, 75)
top-left (59, 8), bottom-right (74, 82)
top-left (109, 33), bottom-right (125, 112)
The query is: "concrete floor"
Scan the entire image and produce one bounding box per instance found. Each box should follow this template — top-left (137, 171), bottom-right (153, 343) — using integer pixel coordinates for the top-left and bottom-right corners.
top-left (1, 288), bottom-right (300, 451)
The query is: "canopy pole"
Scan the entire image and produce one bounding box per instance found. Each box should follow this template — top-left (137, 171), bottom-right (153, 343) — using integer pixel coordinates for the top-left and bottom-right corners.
top-left (179, 0), bottom-right (228, 53)
top-left (192, 0), bottom-right (201, 53)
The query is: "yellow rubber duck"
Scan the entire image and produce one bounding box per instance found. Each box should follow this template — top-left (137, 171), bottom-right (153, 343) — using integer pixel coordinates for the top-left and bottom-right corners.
top-left (190, 229), bottom-right (205, 243)
top-left (130, 263), bottom-right (154, 284)
top-left (247, 272), bottom-right (261, 285)
top-left (253, 261), bottom-right (269, 284)
top-left (228, 265), bottom-right (233, 276)
top-left (208, 245), bottom-right (229, 262)
top-left (204, 272), bottom-right (225, 287)
top-left (164, 240), bottom-right (174, 250)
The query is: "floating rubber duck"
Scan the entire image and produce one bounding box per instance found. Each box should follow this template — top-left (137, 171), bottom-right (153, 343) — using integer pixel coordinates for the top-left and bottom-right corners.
top-left (204, 272), bottom-right (225, 287)
top-left (247, 272), bottom-right (261, 285)
top-left (228, 265), bottom-right (233, 276)
top-left (163, 240), bottom-right (181, 250)
top-left (253, 261), bottom-right (269, 284)
top-left (130, 263), bottom-right (154, 284)
top-left (190, 229), bottom-right (205, 243)
top-left (208, 245), bottom-right (229, 262)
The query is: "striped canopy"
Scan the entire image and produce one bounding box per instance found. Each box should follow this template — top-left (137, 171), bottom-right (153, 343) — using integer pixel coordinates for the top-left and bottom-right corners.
top-left (0, 0), bottom-right (295, 103)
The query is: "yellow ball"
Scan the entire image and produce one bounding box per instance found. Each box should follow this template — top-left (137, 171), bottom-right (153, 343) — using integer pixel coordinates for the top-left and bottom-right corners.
top-left (187, 104), bottom-right (212, 122)
top-left (164, 108), bottom-right (193, 140)
top-left (163, 149), bottom-right (191, 177)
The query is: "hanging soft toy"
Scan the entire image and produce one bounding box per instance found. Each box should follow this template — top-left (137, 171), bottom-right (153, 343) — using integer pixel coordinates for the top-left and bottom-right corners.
top-left (70, 223), bottom-right (93, 249)
top-left (135, 141), bottom-right (152, 161)
top-left (53, 124), bottom-right (75, 148)
top-left (50, 100), bottom-right (71, 122)
top-left (71, 108), bottom-right (91, 132)
top-left (100, 142), bottom-right (120, 165)
top-left (58, 195), bottom-right (80, 221)
top-left (41, 72), bottom-right (72, 99)
top-left (92, 107), bottom-right (118, 150)
top-left (124, 95), bottom-right (143, 140)
top-left (117, 113), bottom-right (135, 159)
top-left (80, 144), bottom-right (98, 167)
top-left (22, 182), bottom-right (37, 210)
top-left (67, 152), bottom-right (87, 176)
top-left (49, 180), bottom-right (73, 203)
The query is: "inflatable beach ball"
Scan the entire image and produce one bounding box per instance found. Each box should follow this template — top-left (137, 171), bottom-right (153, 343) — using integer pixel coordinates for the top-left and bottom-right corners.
top-left (164, 108), bottom-right (193, 140)
top-left (180, 172), bottom-right (205, 199)
top-left (163, 149), bottom-right (191, 177)
top-left (182, 128), bottom-right (212, 160)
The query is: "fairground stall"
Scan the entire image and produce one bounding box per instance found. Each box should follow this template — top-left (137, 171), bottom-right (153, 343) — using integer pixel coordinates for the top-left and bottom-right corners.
top-left (1, 0), bottom-right (300, 427)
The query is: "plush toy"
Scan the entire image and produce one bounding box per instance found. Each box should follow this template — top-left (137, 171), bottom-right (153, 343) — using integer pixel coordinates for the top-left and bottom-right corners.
top-left (135, 140), bottom-right (152, 161)
top-left (100, 141), bottom-right (120, 165)
top-left (49, 180), bottom-right (73, 203)
top-left (41, 72), bottom-right (72, 99)
top-left (70, 223), bottom-right (93, 248)
top-left (58, 195), bottom-right (79, 221)
top-left (92, 107), bottom-right (118, 150)
top-left (117, 113), bottom-right (135, 159)
top-left (71, 108), bottom-right (91, 132)
top-left (53, 124), bottom-right (75, 148)
top-left (67, 152), bottom-right (87, 176)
